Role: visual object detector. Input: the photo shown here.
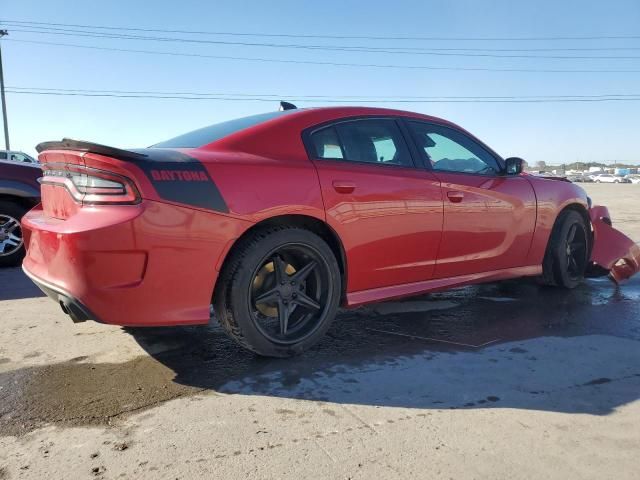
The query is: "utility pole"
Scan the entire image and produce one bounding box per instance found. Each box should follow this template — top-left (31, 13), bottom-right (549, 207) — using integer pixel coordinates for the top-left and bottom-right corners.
top-left (0, 29), bottom-right (9, 150)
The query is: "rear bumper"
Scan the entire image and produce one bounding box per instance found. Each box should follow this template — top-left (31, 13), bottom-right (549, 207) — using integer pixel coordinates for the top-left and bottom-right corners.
top-left (21, 200), bottom-right (249, 326)
top-left (590, 205), bottom-right (640, 282)
top-left (23, 266), bottom-right (98, 323)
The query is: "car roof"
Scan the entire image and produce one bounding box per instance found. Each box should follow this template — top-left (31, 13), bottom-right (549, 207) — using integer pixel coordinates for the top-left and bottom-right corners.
top-left (201, 105), bottom-right (497, 160)
top-left (281, 106), bottom-right (456, 125)
top-left (154, 106), bottom-right (461, 150)
top-left (206, 106), bottom-right (501, 154)
top-left (223, 106), bottom-right (463, 137)
top-left (226, 106), bottom-right (462, 135)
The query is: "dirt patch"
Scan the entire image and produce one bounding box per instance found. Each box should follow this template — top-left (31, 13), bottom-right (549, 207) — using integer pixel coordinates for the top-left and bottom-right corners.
top-left (0, 356), bottom-right (201, 436)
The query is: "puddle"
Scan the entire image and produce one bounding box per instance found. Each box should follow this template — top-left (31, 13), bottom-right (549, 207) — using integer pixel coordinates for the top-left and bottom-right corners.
top-left (0, 357), bottom-right (200, 436)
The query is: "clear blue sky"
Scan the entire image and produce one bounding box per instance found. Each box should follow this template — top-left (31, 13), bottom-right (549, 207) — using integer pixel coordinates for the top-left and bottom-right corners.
top-left (1, 0), bottom-right (639, 164)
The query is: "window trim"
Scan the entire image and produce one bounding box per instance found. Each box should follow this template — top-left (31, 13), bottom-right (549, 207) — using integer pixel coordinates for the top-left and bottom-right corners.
top-left (402, 119), bottom-right (506, 177)
top-left (302, 116), bottom-right (420, 170)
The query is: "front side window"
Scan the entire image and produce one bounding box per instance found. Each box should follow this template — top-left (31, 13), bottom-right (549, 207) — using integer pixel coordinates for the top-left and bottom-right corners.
top-left (310, 119), bottom-right (413, 167)
top-left (409, 122), bottom-right (501, 175)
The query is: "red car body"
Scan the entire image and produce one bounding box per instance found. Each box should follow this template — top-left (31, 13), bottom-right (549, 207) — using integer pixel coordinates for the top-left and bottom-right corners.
top-left (21, 107), bottom-right (639, 329)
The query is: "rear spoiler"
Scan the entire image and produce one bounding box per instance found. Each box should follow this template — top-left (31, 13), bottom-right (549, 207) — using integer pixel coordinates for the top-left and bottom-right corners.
top-left (35, 138), bottom-right (148, 162)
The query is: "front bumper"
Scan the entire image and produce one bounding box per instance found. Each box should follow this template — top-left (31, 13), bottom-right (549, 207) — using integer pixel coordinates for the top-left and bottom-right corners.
top-left (22, 200), bottom-right (247, 326)
top-left (590, 205), bottom-right (640, 282)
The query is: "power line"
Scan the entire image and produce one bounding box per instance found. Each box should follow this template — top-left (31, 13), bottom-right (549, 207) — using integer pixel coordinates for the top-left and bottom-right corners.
top-left (6, 39), bottom-right (640, 74)
top-left (8, 27), bottom-right (640, 59)
top-left (7, 86), bottom-right (640, 100)
top-left (2, 19), bottom-right (640, 42)
top-left (5, 88), bottom-right (640, 103)
top-left (7, 24), bottom-right (640, 53)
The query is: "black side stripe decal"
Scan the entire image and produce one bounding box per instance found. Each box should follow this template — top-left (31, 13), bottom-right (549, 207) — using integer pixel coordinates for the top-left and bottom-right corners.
top-left (130, 148), bottom-right (229, 213)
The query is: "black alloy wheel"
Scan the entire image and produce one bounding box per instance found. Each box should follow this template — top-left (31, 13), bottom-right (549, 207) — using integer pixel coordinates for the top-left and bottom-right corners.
top-left (250, 245), bottom-right (331, 345)
top-left (541, 209), bottom-right (589, 288)
top-left (215, 226), bottom-right (341, 357)
top-left (564, 222), bottom-right (588, 282)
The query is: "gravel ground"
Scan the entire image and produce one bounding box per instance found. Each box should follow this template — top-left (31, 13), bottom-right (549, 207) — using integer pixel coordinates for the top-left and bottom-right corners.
top-left (1, 182), bottom-right (639, 479)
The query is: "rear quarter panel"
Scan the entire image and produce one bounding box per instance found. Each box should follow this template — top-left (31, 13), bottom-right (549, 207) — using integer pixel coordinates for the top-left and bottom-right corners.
top-left (525, 175), bottom-right (589, 264)
top-left (80, 149), bottom-right (325, 276)
top-left (196, 151), bottom-right (325, 222)
top-left (80, 149), bottom-right (325, 224)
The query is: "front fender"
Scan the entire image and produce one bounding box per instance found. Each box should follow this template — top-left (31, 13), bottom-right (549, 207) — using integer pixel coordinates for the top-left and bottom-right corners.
top-left (590, 205), bottom-right (640, 282)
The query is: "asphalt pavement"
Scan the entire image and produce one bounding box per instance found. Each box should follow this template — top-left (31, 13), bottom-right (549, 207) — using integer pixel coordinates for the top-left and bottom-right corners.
top-left (1, 183), bottom-right (639, 479)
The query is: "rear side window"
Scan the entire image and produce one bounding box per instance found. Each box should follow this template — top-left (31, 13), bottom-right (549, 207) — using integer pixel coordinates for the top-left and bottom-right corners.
top-left (310, 119), bottom-right (412, 167)
top-left (153, 110), bottom-right (296, 148)
top-left (310, 127), bottom-right (344, 159)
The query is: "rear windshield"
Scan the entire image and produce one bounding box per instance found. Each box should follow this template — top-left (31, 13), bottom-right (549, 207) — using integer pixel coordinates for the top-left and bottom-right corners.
top-left (152, 110), bottom-right (295, 148)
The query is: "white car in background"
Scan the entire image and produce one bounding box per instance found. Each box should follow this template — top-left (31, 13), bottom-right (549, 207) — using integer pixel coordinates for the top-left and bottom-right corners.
top-left (0, 151), bottom-right (38, 164)
top-left (593, 173), bottom-right (630, 183)
top-left (624, 174), bottom-right (640, 184)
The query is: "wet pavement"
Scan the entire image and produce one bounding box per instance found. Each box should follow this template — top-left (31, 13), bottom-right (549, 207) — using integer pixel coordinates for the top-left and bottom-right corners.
top-left (2, 183), bottom-right (640, 479)
top-left (1, 267), bottom-right (639, 437)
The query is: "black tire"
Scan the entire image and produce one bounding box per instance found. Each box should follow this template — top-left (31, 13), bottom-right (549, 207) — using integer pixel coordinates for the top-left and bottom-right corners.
top-left (0, 200), bottom-right (28, 268)
top-left (214, 226), bottom-right (341, 357)
top-left (541, 210), bottom-right (589, 288)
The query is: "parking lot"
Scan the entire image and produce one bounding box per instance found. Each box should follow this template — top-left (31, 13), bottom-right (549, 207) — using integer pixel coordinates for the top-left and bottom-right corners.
top-left (1, 183), bottom-right (639, 479)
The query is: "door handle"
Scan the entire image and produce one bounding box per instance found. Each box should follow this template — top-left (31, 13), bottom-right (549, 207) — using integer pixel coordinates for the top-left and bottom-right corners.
top-left (447, 191), bottom-right (464, 203)
top-left (333, 181), bottom-right (356, 194)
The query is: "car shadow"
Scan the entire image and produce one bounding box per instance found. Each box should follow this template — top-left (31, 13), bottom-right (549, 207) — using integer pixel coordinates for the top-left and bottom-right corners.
top-left (126, 276), bottom-right (640, 416)
top-left (0, 267), bottom-right (45, 301)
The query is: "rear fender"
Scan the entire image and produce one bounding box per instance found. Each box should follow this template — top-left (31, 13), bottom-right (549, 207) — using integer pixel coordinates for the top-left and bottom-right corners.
top-left (590, 205), bottom-right (640, 282)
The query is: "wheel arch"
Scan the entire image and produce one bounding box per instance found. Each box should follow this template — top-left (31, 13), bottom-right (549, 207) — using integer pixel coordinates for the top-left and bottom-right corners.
top-left (541, 202), bottom-right (592, 286)
top-left (0, 193), bottom-right (40, 212)
top-left (550, 202), bottom-right (592, 250)
top-left (217, 214), bottom-right (348, 302)
top-left (559, 202), bottom-right (591, 229)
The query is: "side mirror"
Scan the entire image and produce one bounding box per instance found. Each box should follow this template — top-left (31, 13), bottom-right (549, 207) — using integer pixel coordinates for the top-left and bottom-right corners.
top-left (504, 157), bottom-right (524, 175)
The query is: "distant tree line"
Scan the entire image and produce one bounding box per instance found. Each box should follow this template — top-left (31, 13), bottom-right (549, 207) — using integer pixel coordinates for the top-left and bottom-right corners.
top-left (532, 160), bottom-right (635, 172)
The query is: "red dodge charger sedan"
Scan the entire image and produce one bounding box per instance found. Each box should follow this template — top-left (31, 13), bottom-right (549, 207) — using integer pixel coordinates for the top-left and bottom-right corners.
top-left (22, 106), bottom-right (640, 357)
